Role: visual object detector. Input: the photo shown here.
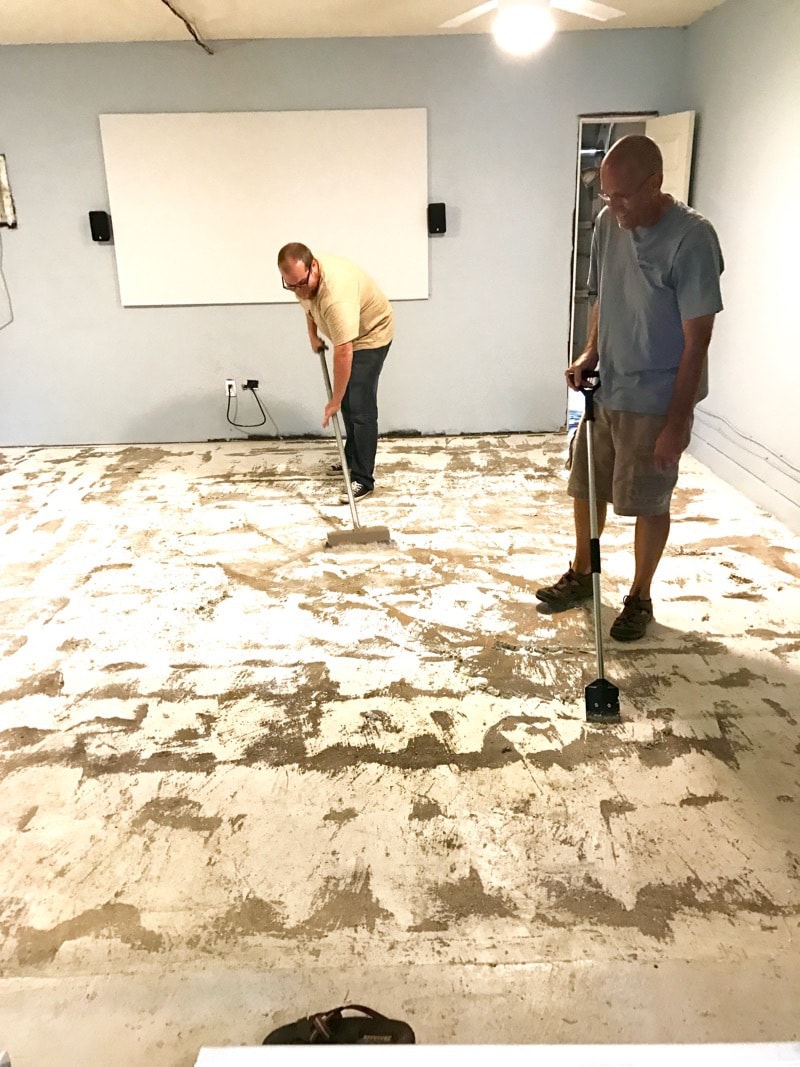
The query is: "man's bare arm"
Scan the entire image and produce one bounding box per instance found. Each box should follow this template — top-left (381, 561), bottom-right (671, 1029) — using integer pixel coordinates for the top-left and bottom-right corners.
top-left (321, 341), bottom-right (354, 428)
top-left (306, 313), bottom-right (322, 352)
top-left (654, 313), bottom-right (716, 471)
top-left (566, 301), bottom-right (600, 390)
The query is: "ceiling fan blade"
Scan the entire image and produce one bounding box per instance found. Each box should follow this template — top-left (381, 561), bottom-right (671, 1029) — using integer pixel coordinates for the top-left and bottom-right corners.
top-left (439, 1), bottom-right (499, 30)
top-left (551, 0), bottom-right (625, 20)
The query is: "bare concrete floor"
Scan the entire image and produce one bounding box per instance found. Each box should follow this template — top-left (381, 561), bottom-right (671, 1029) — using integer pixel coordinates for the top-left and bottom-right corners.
top-left (0, 434), bottom-right (798, 1066)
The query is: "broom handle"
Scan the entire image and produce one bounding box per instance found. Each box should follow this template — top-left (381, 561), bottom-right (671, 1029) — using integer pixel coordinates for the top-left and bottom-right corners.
top-left (317, 345), bottom-right (361, 529)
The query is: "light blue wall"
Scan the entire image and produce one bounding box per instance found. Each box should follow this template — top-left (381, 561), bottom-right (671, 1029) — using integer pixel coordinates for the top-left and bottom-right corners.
top-left (0, 31), bottom-right (687, 445)
top-left (686, 0), bottom-right (800, 532)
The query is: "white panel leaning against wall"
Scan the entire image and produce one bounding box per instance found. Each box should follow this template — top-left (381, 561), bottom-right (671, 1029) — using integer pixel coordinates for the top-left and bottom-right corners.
top-left (0, 154), bottom-right (17, 227)
top-left (0, 153), bottom-right (15, 331)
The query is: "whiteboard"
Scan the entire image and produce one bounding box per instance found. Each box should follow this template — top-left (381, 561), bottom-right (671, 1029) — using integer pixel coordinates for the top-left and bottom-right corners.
top-left (99, 109), bottom-right (429, 307)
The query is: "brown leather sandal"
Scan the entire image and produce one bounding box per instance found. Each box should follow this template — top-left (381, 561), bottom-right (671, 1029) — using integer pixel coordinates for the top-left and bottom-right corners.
top-left (263, 1004), bottom-right (415, 1044)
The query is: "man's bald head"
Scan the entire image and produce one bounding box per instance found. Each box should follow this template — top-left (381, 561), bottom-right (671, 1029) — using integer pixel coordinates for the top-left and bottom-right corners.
top-left (599, 135), bottom-right (670, 230)
top-left (604, 135), bottom-right (663, 180)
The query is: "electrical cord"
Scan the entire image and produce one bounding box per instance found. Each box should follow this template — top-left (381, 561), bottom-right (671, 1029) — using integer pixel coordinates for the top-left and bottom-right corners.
top-left (692, 426), bottom-right (799, 512)
top-left (0, 232), bottom-right (13, 332)
top-left (695, 407), bottom-right (800, 480)
top-left (226, 385), bottom-right (282, 438)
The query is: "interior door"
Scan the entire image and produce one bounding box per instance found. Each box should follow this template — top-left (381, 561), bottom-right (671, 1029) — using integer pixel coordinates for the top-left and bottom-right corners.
top-left (645, 110), bottom-right (696, 202)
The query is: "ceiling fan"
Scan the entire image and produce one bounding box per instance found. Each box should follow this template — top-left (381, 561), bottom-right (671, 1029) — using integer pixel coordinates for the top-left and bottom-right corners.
top-left (440, 0), bottom-right (625, 31)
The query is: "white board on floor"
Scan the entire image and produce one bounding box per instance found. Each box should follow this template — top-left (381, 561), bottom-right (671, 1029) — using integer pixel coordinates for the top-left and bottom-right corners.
top-left (99, 109), bottom-right (429, 307)
top-left (195, 1044), bottom-right (800, 1064)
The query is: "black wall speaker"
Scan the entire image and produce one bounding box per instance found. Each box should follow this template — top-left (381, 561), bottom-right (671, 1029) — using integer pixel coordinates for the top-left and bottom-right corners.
top-left (427, 202), bottom-right (446, 235)
top-left (88, 210), bottom-right (112, 243)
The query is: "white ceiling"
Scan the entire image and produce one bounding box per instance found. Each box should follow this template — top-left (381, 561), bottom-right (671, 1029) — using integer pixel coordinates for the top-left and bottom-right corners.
top-left (0, 0), bottom-right (729, 47)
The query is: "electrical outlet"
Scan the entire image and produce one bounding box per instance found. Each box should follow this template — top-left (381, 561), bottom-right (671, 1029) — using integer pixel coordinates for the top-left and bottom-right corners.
top-left (243, 379), bottom-right (259, 391)
top-left (225, 378), bottom-right (236, 397)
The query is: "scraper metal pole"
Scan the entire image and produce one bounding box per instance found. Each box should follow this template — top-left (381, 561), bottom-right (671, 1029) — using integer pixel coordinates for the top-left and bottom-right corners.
top-left (584, 381), bottom-right (605, 680)
top-left (318, 345), bottom-right (361, 530)
top-left (581, 370), bottom-right (621, 723)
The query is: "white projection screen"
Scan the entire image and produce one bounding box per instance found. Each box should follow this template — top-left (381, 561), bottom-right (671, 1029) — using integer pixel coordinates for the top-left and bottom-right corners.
top-left (99, 109), bottom-right (429, 307)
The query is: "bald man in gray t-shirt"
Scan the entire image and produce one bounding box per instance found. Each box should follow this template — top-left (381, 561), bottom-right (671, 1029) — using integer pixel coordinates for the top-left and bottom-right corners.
top-left (536, 135), bottom-right (724, 643)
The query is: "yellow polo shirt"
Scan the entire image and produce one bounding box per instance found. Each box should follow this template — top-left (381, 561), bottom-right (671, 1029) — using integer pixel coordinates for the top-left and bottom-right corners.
top-left (299, 254), bottom-right (393, 351)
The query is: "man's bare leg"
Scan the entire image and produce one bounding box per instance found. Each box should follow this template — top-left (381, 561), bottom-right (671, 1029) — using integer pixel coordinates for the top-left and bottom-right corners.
top-left (630, 513), bottom-right (670, 599)
top-left (535, 498), bottom-right (609, 606)
top-left (572, 497), bottom-right (607, 574)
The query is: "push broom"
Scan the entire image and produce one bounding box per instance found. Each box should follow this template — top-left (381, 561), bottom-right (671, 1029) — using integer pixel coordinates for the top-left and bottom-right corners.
top-left (580, 369), bottom-right (621, 724)
top-left (317, 345), bottom-right (391, 548)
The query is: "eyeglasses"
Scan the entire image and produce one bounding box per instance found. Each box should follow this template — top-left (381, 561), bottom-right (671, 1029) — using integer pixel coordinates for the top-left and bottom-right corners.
top-left (281, 265), bottom-right (313, 291)
top-left (598, 172), bottom-right (654, 206)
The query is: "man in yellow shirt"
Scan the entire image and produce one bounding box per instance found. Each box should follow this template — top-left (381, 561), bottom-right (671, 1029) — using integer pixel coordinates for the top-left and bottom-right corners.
top-left (278, 242), bottom-right (394, 502)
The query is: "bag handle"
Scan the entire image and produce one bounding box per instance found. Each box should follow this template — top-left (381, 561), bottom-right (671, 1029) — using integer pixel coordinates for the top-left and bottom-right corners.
top-left (310, 1004), bottom-right (389, 1040)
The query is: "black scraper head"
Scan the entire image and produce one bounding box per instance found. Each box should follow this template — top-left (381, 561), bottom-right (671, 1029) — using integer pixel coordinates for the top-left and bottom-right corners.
top-left (585, 678), bottom-right (621, 724)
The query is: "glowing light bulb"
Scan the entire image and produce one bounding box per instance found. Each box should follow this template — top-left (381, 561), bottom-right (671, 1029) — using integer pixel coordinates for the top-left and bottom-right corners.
top-left (492, 1), bottom-right (556, 56)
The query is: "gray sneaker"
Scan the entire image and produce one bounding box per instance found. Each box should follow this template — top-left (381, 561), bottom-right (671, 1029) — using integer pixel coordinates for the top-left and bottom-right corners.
top-left (535, 566), bottom-right (593, 607)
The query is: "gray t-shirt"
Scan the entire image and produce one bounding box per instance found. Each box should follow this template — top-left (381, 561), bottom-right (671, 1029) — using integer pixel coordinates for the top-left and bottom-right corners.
top-left (588, 199), bottom-right (724, 415)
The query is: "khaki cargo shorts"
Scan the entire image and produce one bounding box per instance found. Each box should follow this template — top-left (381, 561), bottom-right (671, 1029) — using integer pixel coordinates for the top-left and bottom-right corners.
top-left (567, 406), bottom-right (685, 517)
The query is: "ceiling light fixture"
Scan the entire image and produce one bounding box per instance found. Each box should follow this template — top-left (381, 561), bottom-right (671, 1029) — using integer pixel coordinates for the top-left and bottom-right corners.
top-left (492, 0), bottom-right (556, 57)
